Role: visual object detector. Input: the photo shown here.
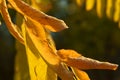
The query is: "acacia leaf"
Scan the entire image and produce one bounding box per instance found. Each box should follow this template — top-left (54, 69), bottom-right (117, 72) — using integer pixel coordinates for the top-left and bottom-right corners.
top-left (57, 49), bottom-right (118, 70)
top-left (86, 0), bottom-right (95, 11)
top-left (8, 0), bottom-right (68, 32)
top-left (0, 0), bottom-right (24, 44)
top-left (14, 41), bottom-right (30, 80)
top-left (106, 0), bottom-right (113, 19)
top-left (113, 0), bottom-right (120, 22)
top-left (72, 68), bottom-right (90, 80)
top-left (24, 18), bottom-right (74, 80)
top-left (21, 21), bottom-right (57, 80)
top-left (76, 0), bottom-right (84, 7)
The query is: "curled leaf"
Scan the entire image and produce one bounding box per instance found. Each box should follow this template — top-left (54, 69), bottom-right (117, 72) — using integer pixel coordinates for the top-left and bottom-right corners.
top-left (0, 0), bottom-right (24, 44)
top-left (57, 49), bottom-right (118, 70)
top-left (8, 0), bottom-right (68, 32)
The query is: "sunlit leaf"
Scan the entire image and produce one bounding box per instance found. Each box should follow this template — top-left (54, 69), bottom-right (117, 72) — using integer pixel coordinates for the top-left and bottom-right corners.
top-left (0, 0), bottom-right (2, 4)
top-left (24, 18), bottom-right (74, 80)
top-left (21, 21), bottom-right (58, 80)
top-left (0, 0), bottom-right (24, 44)
top-left (113, 0), bottom-right (120, 22)
top-left (0, 20), bottom-right (1, 26)
top-left (14, 41), bottom-right (30, 80)
top-left (86, 0), bottom-right (95, 11)
top-left (106, 0), bottom-right (113, 19)
top-left (31, 0), bottom-right (52, 12)
top-left (76, 0), bottom-right (84, 7)
top-left (96, 0), bottom-right (103, 17)
top-left (8, 0), bottom-right (68, 32)
top-left (72, 68), bottom-right (90, 80)
top-left (57, 49), bottom-right (118, 70)
top-left (1, 0), bottom-right (119, 80)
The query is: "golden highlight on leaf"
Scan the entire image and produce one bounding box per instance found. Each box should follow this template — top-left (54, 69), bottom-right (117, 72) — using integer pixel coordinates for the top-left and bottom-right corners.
top-left (21, 21), bottom-right (57, 80)
top-left (86, 0), bottom-right (95, 11)
top-left (113, 0), bottom-right (120, 22)
top-left (106, 0), bottom-right (113, 19)
top-left (24, 18), bottom-right (74, 80)
top-left (96, 0), bottom-right (103, 17)
top-left (72, 68), bottom-right (90, 80)
top-left (8, 0), bottom-right (68, 32)
top-left (76, 0), bottom-right (84, 7)
top-left (0, 0), bottom-right (2, 4)
top-left (1, 0), bottom-right (119, 80)
top-left (57, 49), bottom-right (118, 70)
top-left (31, 0), bottom-right (52, 12)
top-left (0, 20), bottom-right (1, 26)
top-left (0, 0), bottom-right (24, 44)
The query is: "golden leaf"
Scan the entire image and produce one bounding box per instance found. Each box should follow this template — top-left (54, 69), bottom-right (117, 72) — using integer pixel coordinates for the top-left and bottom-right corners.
top-left (57, 49), bottom-right (118, 70)
top-left (8, 0), bottom-right (68, 32)
top-left (14, 41), bottom-right (30, 80)
top-left (106, 0), bottom-right (113, 19)
top-left (6, 0), bottom-right (73, 79)
top-left (72, 68), bottom-right (90, 80)
top-left (96, 0), bottom-right (103, 18)
top-left (1, 0), bottom-right (119, 80)
top-left (31, 0), bottom-right (52, 12)
top-left (0, 0), bottom-right (24, 44)
top-left (76, 0), bottom-right (84, 7)
top-left (21, 21), bottom-right (57, 80)
top-left (113, 0), bottom-right (120, 22)
top-left (86, 0), bottom-right (95, 11)
top-left (24, 18), bottom-right (74, 80)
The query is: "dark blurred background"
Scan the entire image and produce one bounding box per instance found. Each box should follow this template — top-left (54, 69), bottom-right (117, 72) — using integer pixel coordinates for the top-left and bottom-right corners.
top-left (0, 0), bottom-right (120, 80)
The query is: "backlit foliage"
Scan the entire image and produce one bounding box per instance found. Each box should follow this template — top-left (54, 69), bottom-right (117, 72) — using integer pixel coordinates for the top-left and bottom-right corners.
top-left (76, 0), bottom-right (120, 27)
top-left (0, 0), bottom-right (119, 80)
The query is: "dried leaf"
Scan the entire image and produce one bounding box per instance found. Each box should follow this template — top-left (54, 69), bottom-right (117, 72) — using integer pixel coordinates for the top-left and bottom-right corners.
top-left (57, 49), bottom-right (118, 70)
top-left (0, 0), bottom-right (24, 44)
top-left (72, 68), bottom-right (90, 80)
top-left (8, 0), bottom-right (68, 32)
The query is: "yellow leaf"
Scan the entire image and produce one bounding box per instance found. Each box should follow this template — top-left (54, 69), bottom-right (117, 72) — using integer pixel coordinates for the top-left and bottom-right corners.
top-left (96, 0), bottom-right (104, 18)
top-left (57, 49), bottom-right (118, 70)
top-left (14, 41), bottom-right (30, 80)
top-left (106, 0), bottom-right (113, 19)
top-left (21, 21), bottom-right (57, 80)
top-left (31, 0), bottom-right (52, 12)
top-left (8, 0), bottom-right (68, 32)
top-left (86, 0), bottom-right (95, 11)
top-left (72, 68), bottom-right (90, 80)
top-left (0, 0), bottom-right (24, 44)
top-left (113, 0), bottom-right (120, 22)
top-left (24, 18), bottom-right (74, 80)
top-left (76, 0), bottom-right (84, 7)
